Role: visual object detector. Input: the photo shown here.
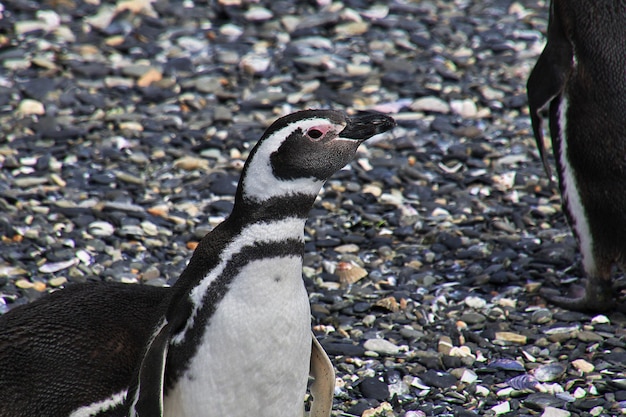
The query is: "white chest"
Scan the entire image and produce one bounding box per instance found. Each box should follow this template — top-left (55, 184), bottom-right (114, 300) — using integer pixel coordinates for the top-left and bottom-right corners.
top-left (164, 256), bottom-right (312, 417)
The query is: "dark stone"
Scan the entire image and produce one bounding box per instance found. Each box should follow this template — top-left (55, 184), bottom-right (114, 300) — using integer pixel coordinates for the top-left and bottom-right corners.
top-left (615, 390), bottom-right (626, 401)
top-left (164, 57), bottom-right (194, 75)
top-left (442, 355), bottom-right (463, 369)
top-left (353, 302), bottom-right (371, 313)
top-left (359, 377), bottom-right (389, 401)
top-left (90, 172), bottom-right (117, 185)
top-left (209, 173), bottom-right (238, 195)
top-left (603, 351), bottom-right (626, 365)
top-left (523, 393), bottom-right (566, 411)
top-left (576, 397), bottom-right (605, 410)
top-left (320, 342), bottom-right (366, 357)
top-left (552, 311), bottom-right (590, 322)
top-left (346, 400), bottom-right (376, 416)
top-left (315, 238), bottom-right (341, 247)
top-left (19, 77), bottom-right (56, 101)
top-left (489, 270), bottom-right (509, 284)
top-left (419, 369), bottom-right (457, 389)
top-left (438, 232), bottom-right (463, 250)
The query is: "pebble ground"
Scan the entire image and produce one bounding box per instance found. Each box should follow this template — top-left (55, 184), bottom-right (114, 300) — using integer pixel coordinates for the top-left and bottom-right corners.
top-left (1, 0), bottom-right (625, 416)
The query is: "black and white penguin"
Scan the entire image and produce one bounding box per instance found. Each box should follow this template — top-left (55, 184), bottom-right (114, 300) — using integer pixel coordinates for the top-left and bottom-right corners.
top-left (527, 0), bottom-right (626, 311)
top-left (0, 109), bottom-right (395, 417)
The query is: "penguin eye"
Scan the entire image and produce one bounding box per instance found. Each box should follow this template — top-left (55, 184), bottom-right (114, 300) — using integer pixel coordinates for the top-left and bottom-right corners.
top-left (306, 129), bottom-right (324, 140)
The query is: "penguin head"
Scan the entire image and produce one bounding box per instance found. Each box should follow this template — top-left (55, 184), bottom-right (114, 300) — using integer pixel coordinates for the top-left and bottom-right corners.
top-left (240, 109), bottom-right (395, 203)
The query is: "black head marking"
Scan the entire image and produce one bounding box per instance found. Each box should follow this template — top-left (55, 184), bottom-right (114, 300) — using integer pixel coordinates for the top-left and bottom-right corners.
top-left (269, 111), bottom-right (395, 181)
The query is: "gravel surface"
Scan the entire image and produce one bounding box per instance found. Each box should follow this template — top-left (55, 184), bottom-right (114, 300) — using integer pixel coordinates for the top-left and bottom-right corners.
top-left (1, 0), bottom-right (626, 416)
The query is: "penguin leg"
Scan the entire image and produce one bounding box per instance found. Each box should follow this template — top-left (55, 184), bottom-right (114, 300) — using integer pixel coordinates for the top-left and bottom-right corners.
top-left (306, 333), bottom-right (335, 417)
top-left (541, 270), bottom-right (615, 313)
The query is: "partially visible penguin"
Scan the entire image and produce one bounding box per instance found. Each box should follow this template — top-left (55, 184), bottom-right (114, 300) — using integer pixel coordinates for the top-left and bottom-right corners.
top-left (527, 0), bottom-right (626, 311)
top-left (0, 109), bottom-right (395, 417)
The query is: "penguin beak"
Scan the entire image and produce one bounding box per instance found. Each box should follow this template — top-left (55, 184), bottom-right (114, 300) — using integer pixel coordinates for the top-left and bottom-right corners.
top-left (339, 111), bottom-right (396, 141)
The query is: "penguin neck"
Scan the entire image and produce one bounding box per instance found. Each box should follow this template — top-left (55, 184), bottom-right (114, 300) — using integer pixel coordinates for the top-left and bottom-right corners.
top-left (165, 187), bottom-right (318, 352)
top-left (231, 190), bottom-right (319, 226)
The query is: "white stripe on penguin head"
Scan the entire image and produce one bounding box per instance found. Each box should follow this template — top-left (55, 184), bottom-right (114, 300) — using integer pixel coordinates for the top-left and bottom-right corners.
top-left (242, 117), bottom-right (345, 202)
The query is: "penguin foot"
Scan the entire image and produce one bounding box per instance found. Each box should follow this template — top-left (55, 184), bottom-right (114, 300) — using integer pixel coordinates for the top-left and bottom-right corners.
top-left (540, 279), bottom-right (616, 313)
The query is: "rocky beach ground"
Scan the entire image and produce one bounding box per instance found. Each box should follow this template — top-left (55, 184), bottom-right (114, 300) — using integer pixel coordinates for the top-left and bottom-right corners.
top-left (1, 0), bottom-right (625, 416)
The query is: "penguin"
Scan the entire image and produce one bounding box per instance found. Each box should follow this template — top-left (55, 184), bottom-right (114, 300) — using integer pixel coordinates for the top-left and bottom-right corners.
top-left (0, 109), bottom-right (395, 417)
top-left (527, 0), bottom-right (626, 312)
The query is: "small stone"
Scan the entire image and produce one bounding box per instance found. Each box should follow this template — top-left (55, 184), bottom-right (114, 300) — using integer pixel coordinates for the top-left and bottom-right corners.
top-left (119, 121), bottom-right (144, 132)
top-left (75, 250), bottom-right (92, 265)
top-left (541, 407), bottom-right (570, 417)
top-left (449, 346), bottom-right (474, 358)
top-left (48, 277), bottom-right (68, 287)
top-left (140, 221), bottom-right (159, 237)
top-left (438, 336), bottom-right (453, 355)
top-left (577, 330), bottom-right (603, 342)
top-left (460, 312), bottom-right (486, 324)
top-left (404, 412), bottom-right (426, 417)
top-left (488, 359), bottom-right (525, 371)
top-left (573, 387), bottom-right (586, 399)
top-left (13, 177), bottom-right (48, 188)
top-left (359, 377), bottom-right (390, 401)
top-left (460, 369), bottom-right (478, 384)
top-left (137, 68), bottom-right (163, 87)
top-left (239, 54), bottom-right (271, 75)
top-left (335, 21), bottom-right (369, 37)
top-left (89, 221), bottom-right (115, 237)
top-left (543, 324), bottom-right (579, 335)
top-left (334, 244), bottom-right (360, 253)
top-left (475, 385), bottom-right (490, 397)
top-left (534, 363), bottom-right (566, 382)
top-left (174, 156), bottom-right (210, 171)
top-left (15, 279), bottom-right (34, 289)
top-left (410, 96), bottom-right (450, 114)
top-left (116, 0), bottom-right (156, 14)
top-left (361, 4), bottom-right (389, 19)
top-left (525, 393), bottom-right (567, 410)
top-left (49, 173), bottom-right (67, 187)
top-left (18, 99), bottom-right (45, 115)
top-left (531, 308), bottom-right (553, 324)
top-left (213, 106), bottom-right (233, 122)
top-left (346, 64), bottom-right (371, 76)
top-left (495, 332), bottom-right (527, 345)
top-left (244, 6), bottom-right (273, 21)
top-left (491, 401), bottom-right (511, 415)
top-left (419, 369), bottom-right (457, 389)
top-left (120, 225), bottom-right (144, 237)
top-left (589, 406), bottom-right (604, 416)
top-left (361, 402), bottom-right (393, 417)
top-left (591, 314), bottom-right (610, 324)
top-left (363, 338), bottom-right (401, 355)
top-left (375, 296), bottom-right (399, 312)
top-left (0, 266), bottom-right (28, 277)
top-left (362, 184), bottom-right (382, 197)
top-left (142, 266), bottom-right (160, 281)
top-left (465, 296), bottom-right (486, 309)
top-left (39, 258), bottom-right (79, 274)
top-left (450, 99), bottom-right (478, 118)
top-left (571, 359), bottom-right (594, 373)
top-left (362, 315), bottom-right (376, 327)
top-left (219, 23), bottom-right (243, 38)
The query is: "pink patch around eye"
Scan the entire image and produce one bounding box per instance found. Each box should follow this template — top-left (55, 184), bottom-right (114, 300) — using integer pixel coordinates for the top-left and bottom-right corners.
top-left (306, 125), bottom-right (332, 140)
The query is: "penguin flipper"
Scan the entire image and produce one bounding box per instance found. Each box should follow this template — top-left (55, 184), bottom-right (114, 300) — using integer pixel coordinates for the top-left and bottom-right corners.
top-left (127, 319), bottom-right (171, 417)
top-left (526, 0), bottom-right (573, 179)
top-left (307, 333), bottom-right (335, 417)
